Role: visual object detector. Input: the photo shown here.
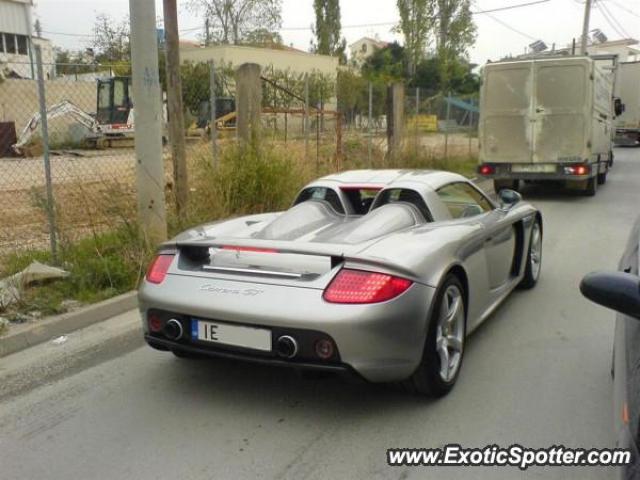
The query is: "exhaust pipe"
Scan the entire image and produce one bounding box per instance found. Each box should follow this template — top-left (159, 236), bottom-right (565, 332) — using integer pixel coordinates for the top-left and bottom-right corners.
top-left (276, 335), bottom-right (298, 359)
top-left (164, 319), bottom-right (184, 341)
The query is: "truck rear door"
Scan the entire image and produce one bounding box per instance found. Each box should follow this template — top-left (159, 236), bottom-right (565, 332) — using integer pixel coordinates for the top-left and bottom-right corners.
top-left (481, 63), bottom-right (533, 164)
top-left (532, 60), bottom-right (590, 163)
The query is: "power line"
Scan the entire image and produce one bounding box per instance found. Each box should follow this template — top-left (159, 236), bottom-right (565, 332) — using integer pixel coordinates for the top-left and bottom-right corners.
top-left (596, 0), bottom-right (630, 38)
top-left (46, 0), bottom-right (552, 39)
top-left (606, 0), bottom-right (640, 20)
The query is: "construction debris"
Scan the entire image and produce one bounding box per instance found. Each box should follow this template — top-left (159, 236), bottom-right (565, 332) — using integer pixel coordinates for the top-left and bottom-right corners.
top-left (0, 261), bottom-right (69, 309)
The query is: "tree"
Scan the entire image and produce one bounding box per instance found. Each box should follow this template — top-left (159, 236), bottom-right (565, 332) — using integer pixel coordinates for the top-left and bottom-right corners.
top-left (361, 42), bottom-right (406, 84)
top-left (187, 0), bottom-right (282, 45)
top-left (396, 0), bottom-right (434, 77)
top-left (91, 13), bottom-right (130, 63)
top-left (312, 0), bottom-right (346, 63)
top-left (434, 0), bottom-right (476, 91)
top-left (242, 29), bottom-right (283, 48)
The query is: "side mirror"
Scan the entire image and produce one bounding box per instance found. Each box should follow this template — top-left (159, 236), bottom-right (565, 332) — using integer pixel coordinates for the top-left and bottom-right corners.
top-left (497, 189), bottom-right (522, 211)
top-left (580, 271), bottom-right (640, 320)
top-left (614, 98), bottom-right (625, 117)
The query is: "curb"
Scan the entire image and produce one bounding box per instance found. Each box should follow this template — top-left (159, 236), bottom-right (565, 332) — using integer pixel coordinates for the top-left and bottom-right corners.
top-left (0, 291), bottom-right (138, 358)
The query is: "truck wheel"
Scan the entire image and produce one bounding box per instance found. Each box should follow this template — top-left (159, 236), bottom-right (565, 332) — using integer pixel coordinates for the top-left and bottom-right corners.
top-left (493, 179), bottom-right (519, 193)
top-left (584, 176), bottom-right (597, 196)
top-left (597, 170), bottom-right (607, 185)
top-left (608, 150), bottom-right (614, 167)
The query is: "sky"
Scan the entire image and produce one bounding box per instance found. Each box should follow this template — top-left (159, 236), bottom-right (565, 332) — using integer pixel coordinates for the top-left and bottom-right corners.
top-left (33, 0), bottom-right (640, 65)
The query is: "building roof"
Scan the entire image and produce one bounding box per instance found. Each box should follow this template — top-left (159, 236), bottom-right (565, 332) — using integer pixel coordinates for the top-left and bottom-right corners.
top-left (180, 44), bottom-right (339, 76)
top-left (349, 37), bottom-right (389, 49)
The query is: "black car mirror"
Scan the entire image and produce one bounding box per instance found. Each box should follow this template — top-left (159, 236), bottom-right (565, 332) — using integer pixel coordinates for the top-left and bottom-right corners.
top-left (580, 272), bottom-right (640, 320)
top-left (497, 189), bottom-right (522, 211)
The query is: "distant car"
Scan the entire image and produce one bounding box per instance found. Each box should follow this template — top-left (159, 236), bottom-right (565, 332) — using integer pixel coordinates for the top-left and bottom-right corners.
top-left (139, 170), bottom-right (543, 397)
top-left (581, 217), bottom-right (640, 479)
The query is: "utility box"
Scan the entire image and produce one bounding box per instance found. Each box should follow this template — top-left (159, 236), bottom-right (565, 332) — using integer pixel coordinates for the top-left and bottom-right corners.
top-left (478, 57), bottom-right (616, 196)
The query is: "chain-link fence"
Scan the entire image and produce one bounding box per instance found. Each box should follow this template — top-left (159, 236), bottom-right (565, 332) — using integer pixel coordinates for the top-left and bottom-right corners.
top-left (405, 88), bottom-right (479, 160)
top-left (0, 57), bottom-right (138, 263)
top-left (0, 52), bottom-right (480, 267)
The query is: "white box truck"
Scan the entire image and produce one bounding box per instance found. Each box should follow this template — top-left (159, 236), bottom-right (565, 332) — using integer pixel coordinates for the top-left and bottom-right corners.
top-left (614, 61), bottom-right (640, 146)
top-left (478, 56), bottom-right (618, 196)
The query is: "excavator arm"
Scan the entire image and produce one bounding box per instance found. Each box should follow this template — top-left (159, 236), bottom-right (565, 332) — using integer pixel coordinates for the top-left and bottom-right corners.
top-left (13, 101), bottom-right (98, 154)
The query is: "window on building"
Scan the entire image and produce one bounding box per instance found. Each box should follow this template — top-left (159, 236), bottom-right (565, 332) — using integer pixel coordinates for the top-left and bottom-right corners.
top-left (5, 33), bottom-right (17, 54)
top-left (16, 35), bottom-right (28, 55)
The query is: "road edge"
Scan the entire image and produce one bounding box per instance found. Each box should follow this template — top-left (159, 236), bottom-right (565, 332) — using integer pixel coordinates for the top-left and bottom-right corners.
top-left (0, 291), bottom-right (138, 358)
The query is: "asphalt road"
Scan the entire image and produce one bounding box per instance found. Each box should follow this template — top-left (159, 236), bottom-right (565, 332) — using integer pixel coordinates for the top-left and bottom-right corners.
top-left (1, 148), bottom-right (639, 480)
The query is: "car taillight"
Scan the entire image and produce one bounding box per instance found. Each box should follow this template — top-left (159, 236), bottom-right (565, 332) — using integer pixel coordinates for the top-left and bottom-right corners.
top-left (146, 254), bottom-right (174, 284)
top-left (478, 164), bottom-right (495, 175)
top-left (323, 269), bottom-right (413, 304)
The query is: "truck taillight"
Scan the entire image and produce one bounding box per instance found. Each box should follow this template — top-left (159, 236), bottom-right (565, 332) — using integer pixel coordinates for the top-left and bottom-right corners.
top-left (478, 164), bottom-right (495, 175)
top-left (323, 269), bottom-right (413, 304)
top-left (564, 165), bottom-right (590, 176)
top-left (146, 254), bottom-right (175, 284)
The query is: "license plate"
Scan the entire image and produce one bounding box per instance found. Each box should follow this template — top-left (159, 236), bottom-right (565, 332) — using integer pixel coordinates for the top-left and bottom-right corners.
top-left (192, 319), bottom-right (272, 352)
top-left (511, 164), bottom-right (556, 173)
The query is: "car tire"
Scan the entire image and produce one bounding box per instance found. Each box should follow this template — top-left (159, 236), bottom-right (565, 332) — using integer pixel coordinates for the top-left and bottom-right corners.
top-left (403, 274), bottom-right (466, 398)
top-left (494, 179), bottom-right (519, 193)
top-left (518, 219), bottom-right (543, 290)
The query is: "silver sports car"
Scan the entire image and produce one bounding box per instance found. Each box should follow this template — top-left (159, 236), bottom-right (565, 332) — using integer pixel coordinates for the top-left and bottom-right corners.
top-left (139, 170), bottom-right (543, 396)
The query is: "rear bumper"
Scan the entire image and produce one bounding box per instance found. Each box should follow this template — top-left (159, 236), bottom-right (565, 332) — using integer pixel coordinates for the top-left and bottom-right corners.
top-left (138, 275), bottom-right (436, 383)
top-left (478, 162), bottom-right (596, 181)
top-left (145, 335), bottom-right (356, 376)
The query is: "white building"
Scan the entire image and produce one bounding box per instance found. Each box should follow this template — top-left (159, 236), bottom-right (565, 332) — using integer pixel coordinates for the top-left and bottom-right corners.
top-left (348, 37), bottom-right (388, 68)
top-left (0, 0), bottom-right (54, 79)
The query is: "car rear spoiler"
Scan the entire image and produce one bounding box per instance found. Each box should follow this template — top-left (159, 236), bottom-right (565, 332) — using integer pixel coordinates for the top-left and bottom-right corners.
top-left (166, 237), bottom-right (421, 281)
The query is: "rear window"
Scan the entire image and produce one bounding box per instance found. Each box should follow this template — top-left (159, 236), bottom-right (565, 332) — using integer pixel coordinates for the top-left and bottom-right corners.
top-left (293, 187), bottom-right (345, 214)
top-left (339, 187), bottom-right (382, 215)
top-left (371, 188), bottom-right (432, 221)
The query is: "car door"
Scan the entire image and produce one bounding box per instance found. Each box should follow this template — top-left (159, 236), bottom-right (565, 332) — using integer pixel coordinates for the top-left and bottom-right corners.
top-left (437, 182), bottom-right (515, 290)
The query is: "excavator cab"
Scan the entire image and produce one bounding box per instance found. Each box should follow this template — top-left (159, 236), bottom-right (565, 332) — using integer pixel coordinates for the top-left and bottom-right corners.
top-left (96, 77), bottom-right (133, 127)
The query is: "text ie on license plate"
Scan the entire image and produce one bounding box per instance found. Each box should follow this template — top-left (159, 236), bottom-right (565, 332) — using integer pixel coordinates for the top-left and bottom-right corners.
top-left (192, 319), bottom-right (272, 351)
top-left (511, 164), bottom-right (556, 173)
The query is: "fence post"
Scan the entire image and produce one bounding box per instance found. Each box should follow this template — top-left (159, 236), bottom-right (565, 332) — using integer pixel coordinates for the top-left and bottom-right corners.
top-left (304, 73), bottom-right (310, 163)
top-left (444, 92), bottom-right (451, 160)
top-left (163, 0), bottom-right (188, 214)
top-left (415, 87), bottom-right (420, 157)
top-left (209, 60), bottom-right (218, 168)
top-left (235, 63), bottom-right (262, 146)
top-left (368, 81), bottom-right (372, 167)
top-left (316, 102), bottom-right (320, 173)
top-left (336, 112), bottom-right (342, 170)
top-left (386, 82), bottom-right (405, 162)
top-left (35, 45), bottom-right (58, 263)
top-left (468, 109), bottom-right (474, 158)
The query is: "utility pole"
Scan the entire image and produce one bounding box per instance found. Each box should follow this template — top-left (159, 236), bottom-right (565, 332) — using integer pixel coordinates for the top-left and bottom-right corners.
top-left (580, 0), bottom-right (593, 55)
top-left (163, 0), bottom-right (189, 214)
top-left (129, 0), bottom-right (167, 244)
